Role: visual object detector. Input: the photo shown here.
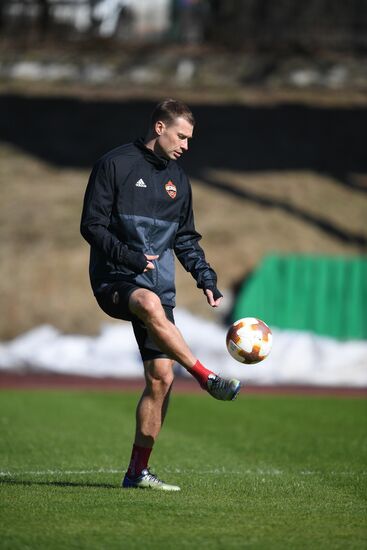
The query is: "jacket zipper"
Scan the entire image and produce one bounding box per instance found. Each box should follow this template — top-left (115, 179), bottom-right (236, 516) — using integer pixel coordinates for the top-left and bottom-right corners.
top-left (150, 167), bottom-right (158, 289)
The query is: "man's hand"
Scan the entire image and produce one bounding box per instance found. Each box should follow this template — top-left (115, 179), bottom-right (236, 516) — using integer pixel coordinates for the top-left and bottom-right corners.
top-left (205, 288), bottom-right (222, 308)
top-left (144, 254), bottom-right (159, 272)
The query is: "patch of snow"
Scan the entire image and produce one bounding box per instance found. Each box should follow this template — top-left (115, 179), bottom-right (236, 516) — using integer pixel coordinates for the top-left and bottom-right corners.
top-left (0, 309), bottom-right (366, 387)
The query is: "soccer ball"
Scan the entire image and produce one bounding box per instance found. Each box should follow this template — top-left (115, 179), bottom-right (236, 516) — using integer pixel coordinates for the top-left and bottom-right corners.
top-left (226, 317), bottom-right (272, 364)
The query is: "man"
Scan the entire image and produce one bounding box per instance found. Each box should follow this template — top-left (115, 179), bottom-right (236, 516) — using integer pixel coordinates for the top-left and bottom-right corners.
top-left (80, 98), bottom-right (241, 492)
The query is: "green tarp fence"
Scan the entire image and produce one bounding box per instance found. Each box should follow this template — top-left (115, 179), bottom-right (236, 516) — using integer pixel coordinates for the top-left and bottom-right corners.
top-left (232, 255), bottom-right (367, 340)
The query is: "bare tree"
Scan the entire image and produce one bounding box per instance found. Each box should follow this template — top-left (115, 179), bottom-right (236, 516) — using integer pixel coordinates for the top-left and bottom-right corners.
top-left (38, 0), bottom-right (51, 39)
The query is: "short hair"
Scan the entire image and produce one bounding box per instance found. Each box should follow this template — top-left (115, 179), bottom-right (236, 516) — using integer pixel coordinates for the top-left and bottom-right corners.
top-left (150, 98), bottom-right (195, 129)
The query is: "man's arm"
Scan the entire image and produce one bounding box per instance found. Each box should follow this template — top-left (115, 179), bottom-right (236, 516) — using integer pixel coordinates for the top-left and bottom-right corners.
top-left (174, 183), bottom-right (223, 307)
top-left (80, 159), bottom-right (147, 273)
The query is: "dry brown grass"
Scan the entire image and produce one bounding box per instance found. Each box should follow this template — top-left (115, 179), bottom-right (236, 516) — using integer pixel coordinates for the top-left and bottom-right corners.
top-left (0, 145), bottom-right (104, 338)
top-left (178, 171), bottom-right (367, 316)
top-left (1, 142), bottom-right (366, 340)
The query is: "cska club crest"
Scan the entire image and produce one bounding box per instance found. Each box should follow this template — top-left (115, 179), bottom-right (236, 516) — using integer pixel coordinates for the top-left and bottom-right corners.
top-left (165, 180), bottom-right (177, 199)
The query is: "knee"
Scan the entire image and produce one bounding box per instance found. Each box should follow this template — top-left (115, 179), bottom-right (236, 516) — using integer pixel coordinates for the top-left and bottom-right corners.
top-left (146, 368), bottom-right (174, 397)
top-left (132, 291), bottom-right (163, 323)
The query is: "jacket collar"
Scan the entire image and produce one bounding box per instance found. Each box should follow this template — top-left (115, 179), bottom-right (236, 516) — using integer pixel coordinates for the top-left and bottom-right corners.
top-left (134, 138), bottom-right (169, 170)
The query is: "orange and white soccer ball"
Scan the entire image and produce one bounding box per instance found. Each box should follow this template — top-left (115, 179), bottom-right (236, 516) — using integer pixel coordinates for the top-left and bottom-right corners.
top-left (226, 317), bottom-right (272, 364)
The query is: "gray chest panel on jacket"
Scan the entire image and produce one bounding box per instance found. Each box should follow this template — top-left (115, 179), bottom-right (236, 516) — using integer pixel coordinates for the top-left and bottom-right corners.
top-left (117, 214), bottom-right (179, 255)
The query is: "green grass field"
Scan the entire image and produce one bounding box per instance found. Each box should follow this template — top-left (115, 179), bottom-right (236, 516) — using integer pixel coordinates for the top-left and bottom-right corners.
top-left (1, 390), bottom-right (366, 549)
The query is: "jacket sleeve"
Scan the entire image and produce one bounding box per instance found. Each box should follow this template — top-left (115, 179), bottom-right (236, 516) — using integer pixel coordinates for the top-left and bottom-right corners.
top-left (174, 180), bottom-right (222, 297)
top-left (80, 159), bottom-right (147, 273)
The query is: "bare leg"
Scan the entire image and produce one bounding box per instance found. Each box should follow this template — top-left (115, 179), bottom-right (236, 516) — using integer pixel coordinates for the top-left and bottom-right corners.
top-left (124, 357), bottom-right (179, 486)
top-left (129, 288), bottom-right (197, 370)
top-left (134, 357), bottom-right (174, 447)
top-left (128, 288), bottom-right (240, 403)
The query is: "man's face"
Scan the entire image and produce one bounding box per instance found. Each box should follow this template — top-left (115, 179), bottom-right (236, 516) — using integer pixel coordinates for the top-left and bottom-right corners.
top-left (155, 117), bottom-right (193, 160)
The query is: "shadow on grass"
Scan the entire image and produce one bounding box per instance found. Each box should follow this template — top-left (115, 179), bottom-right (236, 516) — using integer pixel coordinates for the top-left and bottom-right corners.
top-left (0, 478), bottom-right (118, 489)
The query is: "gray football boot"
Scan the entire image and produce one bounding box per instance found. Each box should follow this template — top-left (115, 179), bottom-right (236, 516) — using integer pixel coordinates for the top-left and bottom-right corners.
top-left (206, 374), bottom-right (241, 401)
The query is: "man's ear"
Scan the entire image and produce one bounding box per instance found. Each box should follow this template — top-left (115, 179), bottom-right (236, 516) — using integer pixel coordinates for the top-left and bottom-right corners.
top-left (155, 120), bottom-right (165, 136)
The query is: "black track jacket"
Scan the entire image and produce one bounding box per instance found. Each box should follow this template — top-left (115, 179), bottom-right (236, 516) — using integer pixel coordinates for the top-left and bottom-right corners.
top-left (80, 138), bottom-right (220, 307)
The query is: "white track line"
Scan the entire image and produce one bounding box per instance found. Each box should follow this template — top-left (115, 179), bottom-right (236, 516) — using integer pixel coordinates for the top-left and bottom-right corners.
top-left (0, 468), bottom-right (365, 477)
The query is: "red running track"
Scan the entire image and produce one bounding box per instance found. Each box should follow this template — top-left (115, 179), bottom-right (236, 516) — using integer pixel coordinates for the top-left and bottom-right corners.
top-left (0, 372), bottom-right (366, 397)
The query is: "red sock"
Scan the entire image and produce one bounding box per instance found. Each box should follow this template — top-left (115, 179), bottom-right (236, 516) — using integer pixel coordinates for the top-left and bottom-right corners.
top-left (127, 444), bottom-right (152, 478)
top-left (186, 360), bottom-right (214, 389)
